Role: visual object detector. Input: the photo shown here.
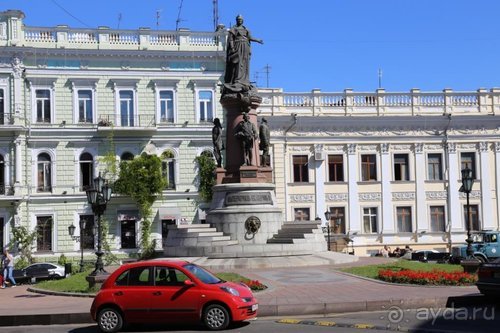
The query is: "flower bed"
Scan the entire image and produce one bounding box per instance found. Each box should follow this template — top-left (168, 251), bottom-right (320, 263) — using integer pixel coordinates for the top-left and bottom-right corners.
top-left (378, 269), bottom-right (476, 285)
top-left (243, 279), bottom-right (268, 291)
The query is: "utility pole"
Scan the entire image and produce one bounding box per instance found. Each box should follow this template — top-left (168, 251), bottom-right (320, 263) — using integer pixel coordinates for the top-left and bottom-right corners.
top-left (263, 64), bottom-right (271, 88)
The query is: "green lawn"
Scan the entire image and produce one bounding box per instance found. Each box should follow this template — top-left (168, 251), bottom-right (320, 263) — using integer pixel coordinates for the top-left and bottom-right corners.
top-left (339, 260), bottom-right (464, 279)
top-left (35, 270), bottom-right (262, 294)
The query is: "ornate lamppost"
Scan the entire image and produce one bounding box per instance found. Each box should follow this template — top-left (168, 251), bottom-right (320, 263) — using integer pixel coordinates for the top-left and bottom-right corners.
top-left (68, 219), bottom-right (87, 273)
top-left (85, 173), bottom-right (112, 278)
top-left (324, 211), bottom-right (331, 251)
top-left (459, 167), bottom-right (479, 273)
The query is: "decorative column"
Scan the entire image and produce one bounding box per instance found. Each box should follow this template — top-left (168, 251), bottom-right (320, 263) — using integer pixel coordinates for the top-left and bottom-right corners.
top-left (380, 143), bottom-right (393, 233)
top-left (480, 142), bottom-right (494, 229)
top-left (446, 143), bottom-right (462, 230)
top-left (314, 144), bottom-right (326, 220)
top-left (414, 143), bottom-right (428, 230)
top-left (347, 144), bottom-right (360, 232)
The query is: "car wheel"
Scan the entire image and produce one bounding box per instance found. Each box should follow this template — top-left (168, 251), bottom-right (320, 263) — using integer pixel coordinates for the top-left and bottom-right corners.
top-left (474, 256), bottom-right (487, 263)
top-left (97, 307), bottom-right (123, 333)
top-left (203, 304), bottom-right (230, 330)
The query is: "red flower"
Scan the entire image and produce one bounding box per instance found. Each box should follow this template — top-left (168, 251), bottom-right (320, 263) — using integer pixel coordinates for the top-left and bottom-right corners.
top-left (378, 269), bottom-right (476, 285)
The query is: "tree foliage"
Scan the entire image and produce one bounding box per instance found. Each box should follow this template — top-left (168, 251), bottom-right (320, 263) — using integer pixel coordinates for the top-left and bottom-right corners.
top-left (195, 152), bottom-right (216, 202)
top-left (11, 225), bottom-right (37, 267)
top-left (114, 153), bottom-right (167, 258)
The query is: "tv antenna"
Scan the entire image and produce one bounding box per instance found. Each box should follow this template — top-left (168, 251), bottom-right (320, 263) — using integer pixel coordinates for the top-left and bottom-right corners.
top-left (176, 0), bottom-right (185, 30)
top-left (263, 64), bottom-right (271, 88)
top-left (117, 13), bottom-right (122, 29)
top-left (213, 0), bottom-right (219, 30)
top-left (156, 9), bottom-right (162, 30)
top-left (378, 68), bottom-right (383, 88)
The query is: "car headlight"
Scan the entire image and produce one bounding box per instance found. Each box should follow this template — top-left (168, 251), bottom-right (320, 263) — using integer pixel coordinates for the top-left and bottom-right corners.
top-left (220, 286), bottom-right (240, 296)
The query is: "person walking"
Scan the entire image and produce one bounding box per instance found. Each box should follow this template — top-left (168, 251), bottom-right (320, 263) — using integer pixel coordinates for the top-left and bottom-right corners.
top-left (2, 248), bottom-right (16, 288)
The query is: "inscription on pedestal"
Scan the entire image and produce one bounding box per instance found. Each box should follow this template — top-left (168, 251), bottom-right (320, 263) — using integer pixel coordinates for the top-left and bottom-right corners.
top-left (240, 170), bottom-right (257, 178)
top-left (225, 192), bottom-right (272, 206)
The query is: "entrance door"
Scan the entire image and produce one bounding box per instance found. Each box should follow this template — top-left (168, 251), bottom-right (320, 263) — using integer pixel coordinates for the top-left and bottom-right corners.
top-left (161, 219), bottom-right (176, 247)
top-left (121, 220), bottom-right (136, 249)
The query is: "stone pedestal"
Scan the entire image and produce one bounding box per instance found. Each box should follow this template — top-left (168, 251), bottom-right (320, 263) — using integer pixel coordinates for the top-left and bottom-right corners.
top-left (207, 183), bottom-right (282, 245)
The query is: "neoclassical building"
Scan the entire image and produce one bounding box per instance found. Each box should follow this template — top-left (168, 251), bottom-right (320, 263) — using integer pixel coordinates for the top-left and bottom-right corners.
top-left (1, 9), bottom-right (500, 259)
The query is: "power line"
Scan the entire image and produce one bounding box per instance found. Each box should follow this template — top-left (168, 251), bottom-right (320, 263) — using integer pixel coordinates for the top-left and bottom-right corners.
top-left (50, 0), bottom-right (92, 28)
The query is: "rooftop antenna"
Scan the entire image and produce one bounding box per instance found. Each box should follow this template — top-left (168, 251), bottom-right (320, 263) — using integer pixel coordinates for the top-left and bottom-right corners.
top-left (176, 0), bottom-right (185, 30)
top-left (156, 9), bottom-right (162, 30)
top-left (213, 0), bottom-right (219, 30)
top-left (117, 13), bottom-right (122, 29)
top-left (378, 68), bottom-right (383, 89)
top-left (263, 64), bottom-right (272, 88)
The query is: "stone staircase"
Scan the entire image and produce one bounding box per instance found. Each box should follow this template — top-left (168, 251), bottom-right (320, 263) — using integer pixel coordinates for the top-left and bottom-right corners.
top-left (267, 222), bottom-right (325, 244)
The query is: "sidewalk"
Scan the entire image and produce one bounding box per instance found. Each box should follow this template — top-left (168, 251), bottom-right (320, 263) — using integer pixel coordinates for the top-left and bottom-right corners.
top-left (0, 254), bottom-right (481, 327)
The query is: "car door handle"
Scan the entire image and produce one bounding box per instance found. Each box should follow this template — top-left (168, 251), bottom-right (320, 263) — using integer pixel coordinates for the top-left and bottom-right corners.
top-left (152, 291), bottom-right (162, 296)
top-left (114, 291), bottom-right (124, 296)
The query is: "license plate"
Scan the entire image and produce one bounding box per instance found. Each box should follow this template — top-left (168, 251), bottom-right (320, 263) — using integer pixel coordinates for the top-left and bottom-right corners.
top-left (251, 304), bottom-right (258, 312)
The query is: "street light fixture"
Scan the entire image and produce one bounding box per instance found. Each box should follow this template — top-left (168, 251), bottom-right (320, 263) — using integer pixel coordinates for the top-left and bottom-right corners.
top-left (68, 219), bottom-right (87, 273)
top-left (86, 172), bottom-right (112, 277)
top-left (459, 167), bottom-right (474, 259)
top-left (324, 210), bottom-right (331, 251)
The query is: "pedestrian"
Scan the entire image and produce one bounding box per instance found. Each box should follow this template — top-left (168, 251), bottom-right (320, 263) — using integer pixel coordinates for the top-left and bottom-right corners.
top-left (2, 248), bottom-right (16, 288)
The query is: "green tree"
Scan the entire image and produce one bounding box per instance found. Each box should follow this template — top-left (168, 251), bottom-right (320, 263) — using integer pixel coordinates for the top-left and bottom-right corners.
top-left (11, 225), bottom-right (37, 268)
top-left (114, 153), bottom-right (167, 259)
top-left (195, 151), bottom-right (216, 202)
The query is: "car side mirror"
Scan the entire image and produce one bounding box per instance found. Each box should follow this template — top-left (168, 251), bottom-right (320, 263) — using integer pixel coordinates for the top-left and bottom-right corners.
top-left (184, 280), bottom-right (195, 287)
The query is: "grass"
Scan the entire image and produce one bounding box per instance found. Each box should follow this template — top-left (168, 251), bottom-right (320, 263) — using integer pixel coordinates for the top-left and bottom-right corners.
top-left (339, 260), bottom-right (464, 280)
top-left (34, 270), bottom-right (264, 294)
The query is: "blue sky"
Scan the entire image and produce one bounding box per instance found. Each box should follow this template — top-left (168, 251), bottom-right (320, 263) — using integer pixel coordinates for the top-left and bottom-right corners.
top-left (3, 0), bottom-right (500, 93)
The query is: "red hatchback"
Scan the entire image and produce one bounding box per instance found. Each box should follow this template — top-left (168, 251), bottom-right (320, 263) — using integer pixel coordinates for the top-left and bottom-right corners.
top-left (90, 259), bottom-right (258, 332)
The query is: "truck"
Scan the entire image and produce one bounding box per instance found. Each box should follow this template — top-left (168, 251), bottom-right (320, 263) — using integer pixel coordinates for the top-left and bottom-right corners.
top-left (451, 230), bottom-right (500, 263)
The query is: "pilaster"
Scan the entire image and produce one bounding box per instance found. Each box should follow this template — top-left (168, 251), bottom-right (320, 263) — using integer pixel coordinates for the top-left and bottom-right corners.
top-left (347, 144), bottom-right (360, 232)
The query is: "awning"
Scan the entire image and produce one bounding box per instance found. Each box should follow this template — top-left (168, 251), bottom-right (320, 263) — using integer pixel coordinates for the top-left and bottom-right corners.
top-left (117, 210), bottom-right (140, 221)
top-left (158, 207), bottom-right (181, 220)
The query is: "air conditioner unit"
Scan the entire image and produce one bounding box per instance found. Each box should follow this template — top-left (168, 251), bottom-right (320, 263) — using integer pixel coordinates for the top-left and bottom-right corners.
top-left (314, 151), bottom-right (325, 161)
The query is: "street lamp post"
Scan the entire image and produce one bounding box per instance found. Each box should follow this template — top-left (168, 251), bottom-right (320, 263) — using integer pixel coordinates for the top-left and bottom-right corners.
top-left (459, 167), bottom-right (479, 273)
top-left (324, 211), bottom-right (331, 251)
top-left (68, 219), bottom-right (87, 273)
top-left (86, 173), bottom-right (112, 278)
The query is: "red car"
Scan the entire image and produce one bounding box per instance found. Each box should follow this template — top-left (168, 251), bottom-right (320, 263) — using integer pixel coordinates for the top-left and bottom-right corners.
top-left (90, 259), bottom-right (258, 332)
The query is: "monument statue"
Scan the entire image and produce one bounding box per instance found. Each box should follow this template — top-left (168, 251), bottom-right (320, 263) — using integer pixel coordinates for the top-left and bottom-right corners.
top-left (235, 112), bottom-right (258, 166)
top-left (212, 118), bottom-right (224, 167)
top-left (223, 14), bottom-right (263, 95)
top-left (259, 117), bottom-right (270, 167)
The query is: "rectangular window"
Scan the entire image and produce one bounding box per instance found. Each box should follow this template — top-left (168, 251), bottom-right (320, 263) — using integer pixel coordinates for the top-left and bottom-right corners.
top-left (36, 216), bottom-right (52, 252)
top-left (460, 152), bottom-right (476, 179)
top-left (198, 90), bottom-right (213, 122)
top-left (161, 219), bottom-right (176, 247)
top-left (363, 207), bottom-right (378, 233)
top-left (430, 206), bottom-right (446, 232)
top-left (427, 153), bottom-right (443, 180)
top-left (328, 155), bottom-right (344, 182)
top-left (162, 160), bottom-right (176, 189)
top-left (159, 90), bottom-right (174, 123)
top-left (294, 208), bottom-right (310, 221)
top-left (36, 89), bottom-right (51, 123)
top-left (0, 89), bottom-right (4, 125)
top-left (464, 204), bottom-right (480, 231)
top-left (121, 220), bottom-right (136, 249)
top-left (293, 155), bottom-right (309, 182)
top-left (361, 154), bottom-right (377, 181)
top-left (78, 90), bottom-right (93, 123)
top-left (80, 215), bottom-right (95, 250)
top-left (394, 154), bottom-right (409, 181)
top-left (328, 207), bottom-right (345, 234)
top-left (397, 206), bottom-right (412, 233)
top-left (119, 90), bottom-right (134, 127)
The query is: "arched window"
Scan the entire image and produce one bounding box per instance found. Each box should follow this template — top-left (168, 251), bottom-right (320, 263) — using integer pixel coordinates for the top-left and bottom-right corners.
top-left (121, 152), bottom-right (134, 161)
top-left (161, 150), bottom-right (176, 190)
top-left (79, 152), bottom-right (94, 191)
top-left (37, 153), bottom-right (52, 192)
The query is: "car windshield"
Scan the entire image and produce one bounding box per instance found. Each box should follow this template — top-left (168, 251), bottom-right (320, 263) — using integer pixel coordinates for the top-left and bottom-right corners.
top-left (183, 263), bottom-right (222, 284)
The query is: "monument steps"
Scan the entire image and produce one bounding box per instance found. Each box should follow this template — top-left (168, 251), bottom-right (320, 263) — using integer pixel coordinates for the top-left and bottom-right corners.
top-left (266, 221), bottom-right (325, 244)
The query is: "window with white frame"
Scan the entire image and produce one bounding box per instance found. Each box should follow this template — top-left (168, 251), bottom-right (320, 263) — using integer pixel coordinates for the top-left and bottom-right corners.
top-left (427, 153), bottom-right (443, 181)
top-left (460, 152), bottom-right (477, 179)
top-left (77, 90), bottom-right (93, 123)
top-left (79, 214), bottom-right (95, 249)
top-left (161, 150), bottom-right (176, 190)
top-left (159, 90), bottom-right (175, 123)
top-left (35, 89), bottom-right (52, 123)
top-left (361, 154), bottom-right (377, 181)
top-left (79, 152), bottom-right (94, 191)
top-left (119, 90), bottom-right (135, 127)
top-left (394, 154), bottom-right (409, 181)
top-left (198, 90), bottom-right (214, 122)
top-left (293, 155), bottom-right (309, 182)
top-left (363, 207), bottom-right (378, 233)
top-left (396, 206), bottom-right (412, 233)
top-left (328, 154), bottom-right (344, 182)
top-left (464, 204), bottom-right (480, 231)
top-left (36, 215), bottom-right (53, 252)
top-left (294, 208), bottom-right (310, 221)
top-left (430, 206), bottom-right (446, 232)
top-left (37, 153), bottom-right (52, 192)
